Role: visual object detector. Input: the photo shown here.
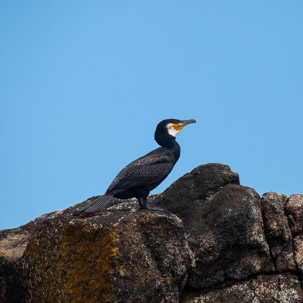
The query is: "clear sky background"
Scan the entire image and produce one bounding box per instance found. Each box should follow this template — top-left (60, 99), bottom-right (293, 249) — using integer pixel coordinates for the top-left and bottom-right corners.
top-left (1, 1), bottom-right (302, 229)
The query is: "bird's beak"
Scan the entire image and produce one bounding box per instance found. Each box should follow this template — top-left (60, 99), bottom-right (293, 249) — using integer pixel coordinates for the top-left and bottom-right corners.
top-left (178, 119), bottom-right (197, 127)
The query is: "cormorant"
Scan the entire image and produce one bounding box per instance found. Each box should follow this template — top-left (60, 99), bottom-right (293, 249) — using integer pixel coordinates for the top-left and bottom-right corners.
top-left (79, 119), bottom-right (196, 214)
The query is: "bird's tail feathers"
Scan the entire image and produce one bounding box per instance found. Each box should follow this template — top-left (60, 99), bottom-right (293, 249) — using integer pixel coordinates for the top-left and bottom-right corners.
top-left (80, 195), bottom-right (113, 214)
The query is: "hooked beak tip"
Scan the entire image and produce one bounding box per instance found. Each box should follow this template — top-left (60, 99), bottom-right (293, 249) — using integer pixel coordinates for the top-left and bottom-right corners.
top-left (180, 119), bottom-right (197, 126)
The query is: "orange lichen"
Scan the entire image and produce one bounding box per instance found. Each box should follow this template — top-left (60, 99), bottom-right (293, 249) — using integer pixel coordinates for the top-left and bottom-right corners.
top-left (24, 222), bottom-right (120, 302)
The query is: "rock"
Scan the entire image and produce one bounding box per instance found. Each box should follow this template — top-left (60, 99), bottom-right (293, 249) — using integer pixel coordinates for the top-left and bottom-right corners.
top-left (294, 234), bottom-right (303, 278)
top-left (154, 164), bottom-right (240, 240)
top-left (0, 255), bottom-right (24, 303)
top-left (0, 208), bottom-right (76, 302)
top-left (155, 163), bottom-right (239, 204)
top-left (155, 164), bottom-right (274, 289)
top-left (1, 163), bottom-right (303, 302)
top-left (182, 273), bottom-right (303, 303)
top-left (285, 194), bottom-right (303, 235)
top-left (20, 210), bottom-right (194, 303)
top-left (261, 192), bottom-right (296, 272)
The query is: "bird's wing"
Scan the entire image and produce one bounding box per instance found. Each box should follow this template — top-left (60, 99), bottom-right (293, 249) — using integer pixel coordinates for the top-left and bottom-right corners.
top-left (107, 163), bottom-right (173, 193)
top-left (106, 149), bottom-right (174, 193)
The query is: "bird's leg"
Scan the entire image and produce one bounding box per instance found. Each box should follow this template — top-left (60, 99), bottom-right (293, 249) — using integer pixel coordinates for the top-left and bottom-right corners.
top-left (137, 196), bottom-right (171, 214)
top-left (137, 196), bottom-right (146, 209)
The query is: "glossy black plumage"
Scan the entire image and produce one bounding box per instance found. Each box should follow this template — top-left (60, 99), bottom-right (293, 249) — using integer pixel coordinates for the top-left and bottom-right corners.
top-left (79, 119), bottom-right (196, 214)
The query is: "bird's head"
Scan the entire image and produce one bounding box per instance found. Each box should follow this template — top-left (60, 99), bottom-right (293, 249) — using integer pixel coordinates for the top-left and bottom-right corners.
top-left (155, 119), bottom-right (196, 146)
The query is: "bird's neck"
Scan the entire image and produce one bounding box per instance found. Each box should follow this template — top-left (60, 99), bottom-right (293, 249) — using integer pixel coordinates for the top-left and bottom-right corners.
top-left (155, 132), bottom-right (180, 162)
top-left (169, 141), bottom-right (180, 163)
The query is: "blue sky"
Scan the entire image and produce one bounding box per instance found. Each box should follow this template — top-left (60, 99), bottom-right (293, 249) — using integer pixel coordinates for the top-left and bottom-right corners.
top-left (1, 1), bottom-right (302, 229)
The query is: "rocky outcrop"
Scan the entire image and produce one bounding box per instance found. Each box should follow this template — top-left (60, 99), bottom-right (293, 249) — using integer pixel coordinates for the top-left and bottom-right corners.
top-left (286, 194), bottom-right (303, 281)
top-left (261, 192), bottom-right (296, 272)
top-left (22, 212), bottom-right (194, 303)
top-left (1, 163), bottom-right (303, 302)
top-left (154, 165), bottom-right (274, 289)
top-left (182, 273), bottom-right (303, 303)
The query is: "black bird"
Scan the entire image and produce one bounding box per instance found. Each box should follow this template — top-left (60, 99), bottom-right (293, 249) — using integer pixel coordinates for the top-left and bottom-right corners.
top-left (79, 119), bottom-right (196, 214)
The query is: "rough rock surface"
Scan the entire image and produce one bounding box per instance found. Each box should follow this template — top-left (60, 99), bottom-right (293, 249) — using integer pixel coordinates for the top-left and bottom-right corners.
top-left (286, 194), bottom-right (303, 235)
top-left (2, 206), bottom-right (194, 303)
top-left (154, 164), bottom-right (274, 288)
top-left (182, 273), bottom-right (303, 303)
top-left (0, 209), bottom-right (71, 303)
top-left (285, 194), bottom-right (303, 280)
top-left (22, 211), bottom-right (194, 303)
top-left (1, 163), bottom-right (303, 302)
top-left (261, 192), bottom-right (296, 272)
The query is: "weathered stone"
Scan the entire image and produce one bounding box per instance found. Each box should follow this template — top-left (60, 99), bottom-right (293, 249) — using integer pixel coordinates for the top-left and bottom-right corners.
top-left (0, 256), bottom-right (24, 303)
top-left (20, 211), bottom-right (194, 303)
top-left (261, 192), bottom-right (296, 272)
top-left (285, 194), bottom-right (303, 235)
top-left (0, 208), bottom-right (74, 302)
top-left (1, 164), bottom-right (303, 302)
top-left (154, 164), bottom-right (239, 240)
top-left (294, 234), bottom-right (303, 277)
top-left (188, 184), bottom-right (274, 289)
top-left (155, 164), bottom-right (274, 289)
top-left (154, 163), bottom-right (239, 208)
top-left (182, 273), bottom-right (303, 303)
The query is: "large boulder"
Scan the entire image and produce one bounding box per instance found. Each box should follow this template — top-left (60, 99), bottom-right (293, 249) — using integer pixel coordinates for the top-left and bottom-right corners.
top-left (1, 201), bottom-right (194, 303)
top-left (154, 164), bottom-right (274, 288)
top-left (1, 163), bottom-right (303, 302)
top-left (21, 211), bottom-right (194, 303)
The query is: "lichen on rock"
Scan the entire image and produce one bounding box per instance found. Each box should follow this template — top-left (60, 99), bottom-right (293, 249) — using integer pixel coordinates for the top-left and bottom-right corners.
top-left (1, 163), bottom-right (303, 302)
top-left (20, 211), bottom-right (194, 303)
